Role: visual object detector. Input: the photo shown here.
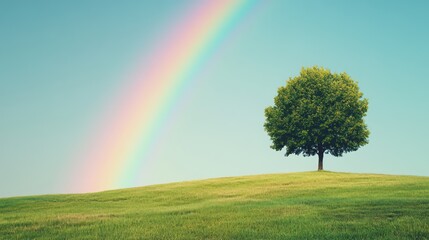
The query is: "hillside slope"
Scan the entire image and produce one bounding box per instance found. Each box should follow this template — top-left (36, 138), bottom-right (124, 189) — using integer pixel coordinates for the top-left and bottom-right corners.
top-left (1, 171), bottom-right (429, 239)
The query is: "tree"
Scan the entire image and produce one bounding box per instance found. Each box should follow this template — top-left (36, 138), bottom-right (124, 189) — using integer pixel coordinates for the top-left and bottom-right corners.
top-left (264, 66), bottom-right (369, 171)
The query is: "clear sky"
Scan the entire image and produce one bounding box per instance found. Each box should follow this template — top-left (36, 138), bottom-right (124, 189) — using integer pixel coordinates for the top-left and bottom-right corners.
top-left (1, 0), bottom-right (428, 197)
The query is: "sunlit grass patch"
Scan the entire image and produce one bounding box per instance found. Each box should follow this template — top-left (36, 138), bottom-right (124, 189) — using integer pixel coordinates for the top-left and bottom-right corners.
top-left (1, 171), bottom-right (428, 239)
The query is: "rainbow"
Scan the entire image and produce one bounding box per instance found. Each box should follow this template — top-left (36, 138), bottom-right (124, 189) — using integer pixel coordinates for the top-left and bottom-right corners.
top-left (70, 0), bottom-right (257, 193)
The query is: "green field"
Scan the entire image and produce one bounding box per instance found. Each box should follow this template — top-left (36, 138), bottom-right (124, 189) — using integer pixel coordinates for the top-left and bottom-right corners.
top-left (1, 171), bottom-right (429, 239)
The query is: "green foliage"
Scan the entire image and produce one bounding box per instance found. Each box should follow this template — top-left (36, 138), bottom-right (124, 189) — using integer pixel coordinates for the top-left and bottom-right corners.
top-left (1, 172), bottom-right (429, 239)
top-left (264, 66), bottom-right (369, 157)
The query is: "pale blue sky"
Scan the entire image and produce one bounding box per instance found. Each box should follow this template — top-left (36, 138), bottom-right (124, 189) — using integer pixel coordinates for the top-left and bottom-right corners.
top-left (1, 0), bottom-right (428, 197)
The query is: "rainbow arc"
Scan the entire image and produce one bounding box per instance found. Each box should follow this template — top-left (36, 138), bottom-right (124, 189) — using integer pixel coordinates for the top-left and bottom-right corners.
top-left (71, 0), bottom-right (257, 193)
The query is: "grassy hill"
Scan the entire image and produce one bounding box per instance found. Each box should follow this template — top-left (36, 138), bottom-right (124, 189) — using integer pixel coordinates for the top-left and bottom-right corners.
top-left (1, 171), bottom-right (429, 239)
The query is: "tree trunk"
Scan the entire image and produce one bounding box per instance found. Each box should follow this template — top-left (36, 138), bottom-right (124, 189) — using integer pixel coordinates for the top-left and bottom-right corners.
top-left (318, 151), bottom-right (324, 171)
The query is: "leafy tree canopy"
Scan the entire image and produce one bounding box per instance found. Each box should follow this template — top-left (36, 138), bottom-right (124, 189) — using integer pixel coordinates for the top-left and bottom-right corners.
top-left (264, 66), bottom-right (369, 170)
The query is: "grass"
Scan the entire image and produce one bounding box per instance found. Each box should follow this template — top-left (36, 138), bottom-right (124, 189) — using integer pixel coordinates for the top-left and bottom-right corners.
top-left (1, 171), bottom-right (429, 239)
